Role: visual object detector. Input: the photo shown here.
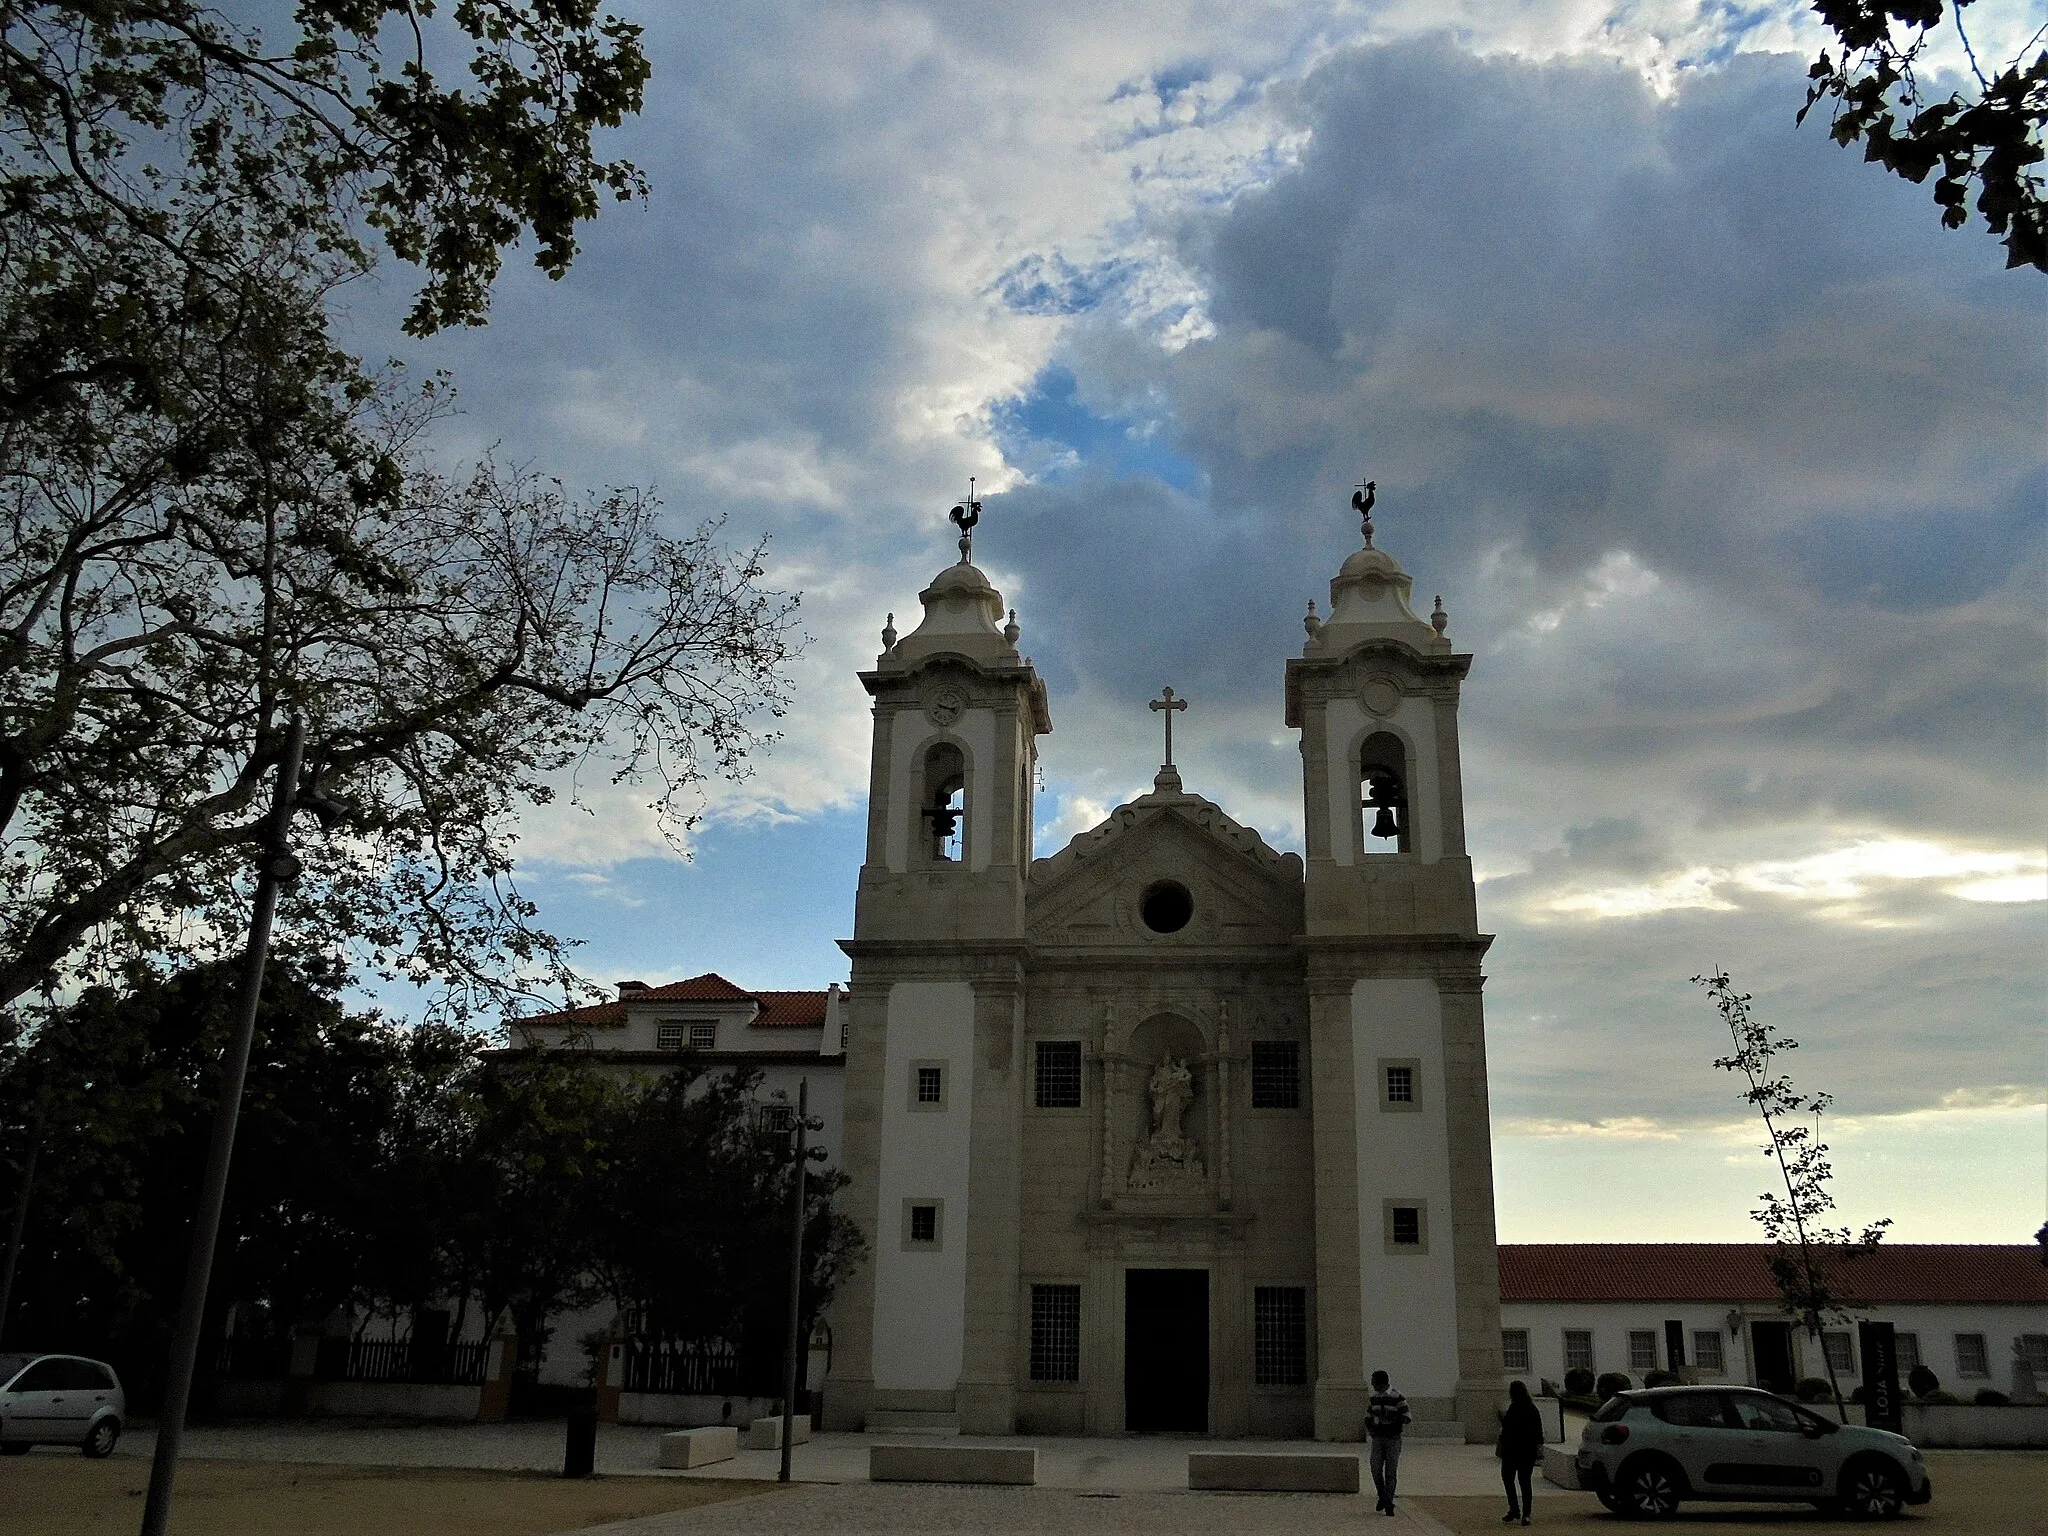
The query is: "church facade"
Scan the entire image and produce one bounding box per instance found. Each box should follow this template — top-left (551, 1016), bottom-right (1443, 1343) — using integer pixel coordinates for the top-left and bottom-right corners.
top-left (824, 498), bottom-right (1505, 1443)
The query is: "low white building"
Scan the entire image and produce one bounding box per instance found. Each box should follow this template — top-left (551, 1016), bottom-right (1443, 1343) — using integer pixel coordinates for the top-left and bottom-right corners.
top-left (1496, 1243), bottom-right (2048, 1401)
top-left (510, 973), bottom-right (848, 1168)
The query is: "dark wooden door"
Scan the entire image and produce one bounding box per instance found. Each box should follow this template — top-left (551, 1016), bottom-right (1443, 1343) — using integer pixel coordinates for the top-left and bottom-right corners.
top-left (1124, 1268), bottom-right (1209, 1432)
top-left (1750, 1321), bottom-right (1796, 1394)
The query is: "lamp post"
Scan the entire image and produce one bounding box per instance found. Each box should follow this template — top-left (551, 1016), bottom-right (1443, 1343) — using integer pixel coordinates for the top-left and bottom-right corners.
top-left (140, 719), bottom-right (306, 1536)
top-left (779, 1078), bottom-right (822, 1484)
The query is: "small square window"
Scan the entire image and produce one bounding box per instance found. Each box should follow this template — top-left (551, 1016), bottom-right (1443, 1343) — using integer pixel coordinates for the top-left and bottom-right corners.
top-left (1030, 1284), bottom-right (1081, 1383)
top-left (756, 1103), bottom-right (794, 1134)
top-left (1501, 1329), bottom-right (1531, 1373)
top-left (1692, 1330), bottom-right (1725, 1373)
top-left (2021, 1335), bottom-right (2048, 1380)
top-left (1034, 1041), bottom-right (1082, 1109)
top-left (1564, 1330), bottom-right (1595, 1372)
top-left (1251, 1041), bottom-right (1301, 1109)
top-left (1254, 1287), bottom-right (1309, 1386)
top-left (1955, 1333), bottom-right (1989, 1378)
top-left (656, 1022), bottom-right (686, 1051)
top-left (1822, 1331), bottom-right (1854, 1375)
top-left (1378, 1057), bottom-right (1422, 1113)
top-left (1383, 1200), bottom-right (1427, 1252)
top-left (1629, 1330), bottom-right (1658, 1372)
top-left (901, 1199), bottom-right (944, 1250)
top-left (907, 1059), bottom-right (948, 1111)
top-left (688, 1021), bottom-right (717, 1050)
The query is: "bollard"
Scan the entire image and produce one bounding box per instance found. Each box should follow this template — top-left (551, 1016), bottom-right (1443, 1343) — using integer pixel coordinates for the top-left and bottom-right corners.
top-left (564, 1400), bottom-right (598, 1478)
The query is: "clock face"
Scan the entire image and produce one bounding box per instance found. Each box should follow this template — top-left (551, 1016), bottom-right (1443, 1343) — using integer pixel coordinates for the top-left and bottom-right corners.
top-left (925, 685), bottom-right (968, 727)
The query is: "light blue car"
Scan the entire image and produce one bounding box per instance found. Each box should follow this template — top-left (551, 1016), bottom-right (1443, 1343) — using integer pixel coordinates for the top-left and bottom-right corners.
top-left (1574, 1384), bottom-right (1931, 1518)
top-left (0, 1353), bottom-right (125, 1457)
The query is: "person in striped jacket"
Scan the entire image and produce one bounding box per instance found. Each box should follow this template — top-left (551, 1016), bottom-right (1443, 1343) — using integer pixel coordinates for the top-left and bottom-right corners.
top-left (1365, 1369), bottom-right (1411, 1514)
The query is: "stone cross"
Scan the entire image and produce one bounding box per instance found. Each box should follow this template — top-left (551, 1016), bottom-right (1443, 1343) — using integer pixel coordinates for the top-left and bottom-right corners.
top-left (1149, 686), bottom-right (1187, 770)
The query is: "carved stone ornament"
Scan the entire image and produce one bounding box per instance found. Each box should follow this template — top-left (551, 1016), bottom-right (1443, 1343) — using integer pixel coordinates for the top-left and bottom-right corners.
top-left (923, 682), bottom-right (969, 728)
top-left (1128, 1054), bottom-right (1206, 1192)
top-left (1359, 675), bottom-right (1402, 718)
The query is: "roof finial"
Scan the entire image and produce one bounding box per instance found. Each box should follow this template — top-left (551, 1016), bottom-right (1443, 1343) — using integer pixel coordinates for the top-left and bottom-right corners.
top-left (1351, 477), bottom-right (1377, 547)
top-left (1304, 597), bottom-right (1322, 637)
top-left (881, 612), bottom-right (898, 651)
top-left (1431, 594), bottom-right (1448, 636)
top-left (949, 477), bottom-right (982, 564)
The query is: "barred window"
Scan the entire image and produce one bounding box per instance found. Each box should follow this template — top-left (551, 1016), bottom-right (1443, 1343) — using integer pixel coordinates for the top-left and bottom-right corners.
top-left (1251, 1041), bottom-right (1301, 1109)
top-left (1564, 1330), bottom-right (1594, 1372)
top-left (1629, 1330), bottom-right (1658, 1372)
top-left (2021, 1336), bottom-right (2048, 1379)
top-left (1501, 1329), bottom-right (1531, 1372)
top-left (756, 1103), bottom-right (794, 1135)
top-left (1955, 1333), bottom-right (1989, 1377)
top-left (1385, 1065), bottom-right (1414, 1103)
top-left (1030, 1284), bottom-right (1081, 1382)
top-left (1692, 1330), bottom-right (1725, 1372)
top-left (656, 1022), bottom-right (686, 1050)
top-left (1389, 1205), bottom-right (1421, 1245)
top-left (688, 1021), bottom-right (717, 1050)
top-left (916, 1065), bottom-right (944, 1104)
top-left (1254, 1287), bottom-right (1308, 1386)
top-left (908, 1204), bottom-right (938, 1244)
top-left (1894, 1332), bottom-right (1921, 1374)
top-left (1034, 1041), bottom-right (1082, 1108)
top-left (1822, 1331), bottom-right (1854, 1375)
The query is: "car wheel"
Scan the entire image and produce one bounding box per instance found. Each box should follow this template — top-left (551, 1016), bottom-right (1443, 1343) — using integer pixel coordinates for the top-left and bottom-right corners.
top-left (1617, 1457), bottom-right (1684, 1519)
top-left (0, 1442), bottom-right (30, 1456)
top-left (1838, 1457), bottom-right (1906, 1520)
top-left (81, 1418), bottom-right (119, 1459)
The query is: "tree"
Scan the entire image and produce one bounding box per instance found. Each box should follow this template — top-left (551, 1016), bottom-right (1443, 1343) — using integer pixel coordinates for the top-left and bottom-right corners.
top-left (1800, 0), bottom-right (2046, 271)
top-left (1697, 970), bottom-right (1892, 1413)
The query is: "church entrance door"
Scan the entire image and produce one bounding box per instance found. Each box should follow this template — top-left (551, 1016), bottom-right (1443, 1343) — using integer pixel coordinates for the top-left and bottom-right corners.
top-left (1124, 1268), bottom-right (1209, 1432)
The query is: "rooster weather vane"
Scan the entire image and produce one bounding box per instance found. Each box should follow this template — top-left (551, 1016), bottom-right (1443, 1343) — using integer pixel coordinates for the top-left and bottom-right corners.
top-left (1352, 477), bottom-right (1376, 546)
top-left (950, 478), bottom-right (981, 562)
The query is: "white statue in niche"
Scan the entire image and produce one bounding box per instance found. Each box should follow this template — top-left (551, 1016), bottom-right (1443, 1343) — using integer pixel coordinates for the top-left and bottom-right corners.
top-left (1129, 1054), bottom-right (1205, 1191)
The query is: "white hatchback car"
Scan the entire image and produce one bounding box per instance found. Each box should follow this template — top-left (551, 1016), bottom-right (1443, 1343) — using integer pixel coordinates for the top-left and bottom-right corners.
top-left (0, 1353), bottom-right (126, 1457)
top-left (1575, 1384), bottom-right (1931, 1519)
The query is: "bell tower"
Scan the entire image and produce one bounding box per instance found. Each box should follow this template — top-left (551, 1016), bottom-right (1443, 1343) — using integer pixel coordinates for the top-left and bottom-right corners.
top-left (1284, 482), bottom-right (1504, 1442)
top-left (826, 495), bottom-right (1052, 1435)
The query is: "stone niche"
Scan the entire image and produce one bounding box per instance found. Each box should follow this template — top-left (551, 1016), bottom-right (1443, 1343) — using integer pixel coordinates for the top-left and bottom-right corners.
top-left (1121, 1012), bottom-right (1211, 1200)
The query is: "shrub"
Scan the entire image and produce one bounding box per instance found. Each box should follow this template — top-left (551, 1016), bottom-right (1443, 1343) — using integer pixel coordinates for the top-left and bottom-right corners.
top-left (1595, 1372), bottom-right (1633, 1401)
top-left (1795, 1378), bottom-right (1835, 1402)
top-left (1973, 1389), bottom-right (2010, 1406)
top-left (1564, 1369), bottom-right (1595, 1397)
top-left (1908, 1364), bottom-right (1941, 1398)
top-left (1849, 1386), bottom-right (1867, 1403)
top-left (1643, 1369), bottom-right (1681, 1388)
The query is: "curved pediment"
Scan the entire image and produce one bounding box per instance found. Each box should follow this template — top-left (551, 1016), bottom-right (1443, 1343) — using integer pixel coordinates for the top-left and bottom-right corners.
top-left (1027, 786), bottom-right (1304, 948)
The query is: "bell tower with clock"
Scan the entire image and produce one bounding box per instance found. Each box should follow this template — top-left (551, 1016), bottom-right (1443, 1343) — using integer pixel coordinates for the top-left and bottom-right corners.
top-left (827, 495), bottom-right (1052, 1435)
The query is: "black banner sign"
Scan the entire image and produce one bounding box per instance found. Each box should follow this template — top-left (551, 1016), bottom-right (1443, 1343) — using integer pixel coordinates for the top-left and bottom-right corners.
top-left (1859, 1320), bottom-right (1902, 1433)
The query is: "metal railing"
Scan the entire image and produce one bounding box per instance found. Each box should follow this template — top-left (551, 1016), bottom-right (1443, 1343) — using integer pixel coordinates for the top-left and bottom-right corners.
top-left (622, 1337), bottom-right (742, 1396)
top-left (323, 1338), bottom-right (490, 1385)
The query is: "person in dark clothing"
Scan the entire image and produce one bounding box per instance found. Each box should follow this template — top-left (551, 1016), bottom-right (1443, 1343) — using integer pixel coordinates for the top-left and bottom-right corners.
top-left (1496, 1378), bottom-right (1546, 1524)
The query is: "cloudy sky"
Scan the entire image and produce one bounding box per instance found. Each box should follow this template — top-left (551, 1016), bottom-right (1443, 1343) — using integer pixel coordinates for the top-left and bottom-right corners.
top-left (349, 0), bottom-right (2045, 1244)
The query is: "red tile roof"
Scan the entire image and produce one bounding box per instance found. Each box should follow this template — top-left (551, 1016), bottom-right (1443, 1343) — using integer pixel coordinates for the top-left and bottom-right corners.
top-left (1499, 1244), bottom-right (2048, 1306)
top-left (517, 974), bottom-right (828, 1030)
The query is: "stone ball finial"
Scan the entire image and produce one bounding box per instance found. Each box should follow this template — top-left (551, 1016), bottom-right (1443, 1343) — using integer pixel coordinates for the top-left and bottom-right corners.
top-left (881, 612), bottom-right (898, 651)
top-left (1003, 608), bottom-right (1021, 645)
top-left (1431, 594), bottom-right (1448, 636)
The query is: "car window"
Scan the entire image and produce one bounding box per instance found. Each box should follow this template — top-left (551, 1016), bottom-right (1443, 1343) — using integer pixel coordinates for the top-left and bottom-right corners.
top-left (1592, 1395), bottom-right (1634, 1423)
top-left (55, 1359), bottom-right (108, 1390)
top-left (1652, 1392), bottom-right (1733, 1428)
top-left (1734, 1395), bottom-right (1805, 1433)
top-left (0, 1353), bottom-right (34, 1388)
top-left (9, 1358), bottom-right (67, 1391)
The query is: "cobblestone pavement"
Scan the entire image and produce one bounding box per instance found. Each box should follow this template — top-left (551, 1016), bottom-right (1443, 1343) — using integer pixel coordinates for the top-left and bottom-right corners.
top-left (571, 1482), bottom-right (1458, 1535)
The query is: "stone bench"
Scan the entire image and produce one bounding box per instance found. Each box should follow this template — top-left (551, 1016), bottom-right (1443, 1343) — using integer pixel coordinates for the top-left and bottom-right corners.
top-left (658, 1425), bottom-right (738, 1469)
top-left (1188, 1451), bottom-right (1361, 1493)
top-left (745, 1414), bottom-right (813, 1451)
top-left (869, 1444), bottom-right (1037, 1485)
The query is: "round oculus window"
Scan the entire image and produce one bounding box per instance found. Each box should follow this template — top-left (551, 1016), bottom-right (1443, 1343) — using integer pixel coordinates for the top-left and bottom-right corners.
top-left (1139, 879), bottom-right (1194, 934)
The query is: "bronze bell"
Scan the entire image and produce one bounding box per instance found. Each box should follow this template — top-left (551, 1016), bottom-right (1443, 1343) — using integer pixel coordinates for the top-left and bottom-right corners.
top-left (1371, 802), bottom-right (1400, 840)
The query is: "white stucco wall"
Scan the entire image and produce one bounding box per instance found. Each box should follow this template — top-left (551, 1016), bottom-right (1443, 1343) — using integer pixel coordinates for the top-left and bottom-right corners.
top-left (1323, 695), bottom-right (1443, 866)
top-left (1352, 977), bottom-right (1458, 1396)
top-left (870, 980), bottom-right (976, 1392)
top-left (1497, 1300), bottom-right (2048, 1397)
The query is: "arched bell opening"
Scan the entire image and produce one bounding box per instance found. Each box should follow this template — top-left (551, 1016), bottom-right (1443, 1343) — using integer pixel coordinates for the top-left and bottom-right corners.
top-left (1357, 729), bottom-right (1412, 855)
top-left (920, 740), bottom-right (967, 864)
